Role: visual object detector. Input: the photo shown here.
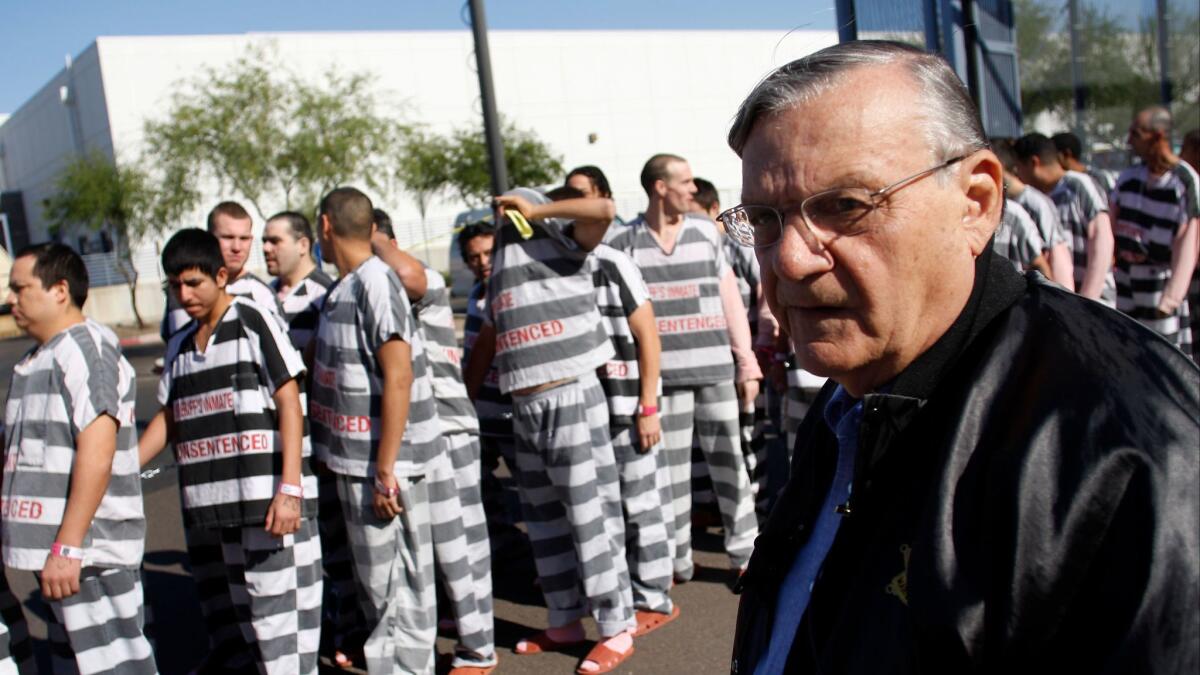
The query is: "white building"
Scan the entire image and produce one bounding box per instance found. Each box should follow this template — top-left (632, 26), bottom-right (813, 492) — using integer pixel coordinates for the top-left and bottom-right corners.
top-left (0, 29), bottom-right (836, 325)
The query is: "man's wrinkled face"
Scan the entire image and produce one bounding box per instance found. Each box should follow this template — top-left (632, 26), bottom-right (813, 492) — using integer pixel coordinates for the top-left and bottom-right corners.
top-left (659, 161), bottom-right (698, 217)
top-left (262, 218), bottom-right (307, 278)
top-left (211, 213), bottom-right (254, 278)
top-left (6, 255), bottom-right (60, 333)
top-left (740, 65), bottom-right (981, 389)
top-left (168, 267), bottom-right (227, 320)
top-left (463, 233), bottom-right (495, 282)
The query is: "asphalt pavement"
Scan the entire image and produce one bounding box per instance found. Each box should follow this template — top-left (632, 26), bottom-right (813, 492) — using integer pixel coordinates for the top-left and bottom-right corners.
top-left (0, 333), bottom-right (741, 674)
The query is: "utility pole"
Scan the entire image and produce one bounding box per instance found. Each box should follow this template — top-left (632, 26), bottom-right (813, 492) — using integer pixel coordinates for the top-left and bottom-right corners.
top-left (1067, 0), bottom-right (1085, 138)
top-left (468, 0), bottom-right (508, 197)
top-left (1155, 0), bottom-right (1172, 109)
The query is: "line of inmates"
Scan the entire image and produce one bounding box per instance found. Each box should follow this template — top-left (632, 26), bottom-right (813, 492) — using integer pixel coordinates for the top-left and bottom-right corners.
top-left (3, 118), bottom-right (1194, 675)
top-left (0, 152), bottom-right (820, 675)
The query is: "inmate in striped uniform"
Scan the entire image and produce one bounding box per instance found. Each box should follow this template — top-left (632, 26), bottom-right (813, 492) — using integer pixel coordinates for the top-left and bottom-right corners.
top-left (591, 244), bottom-right (673, 617)
top-left (606, 215), bottom-right (758, 579)
top-left (160, 297), bottom-right (321, 674)
top-left (3, 319), bottom-right (155, 674)
top-left (273, 268), bottom-right (333, 352)
top-left (1050, 170), bottom-right (1117, 305)
top-left (1173, 161), bottom-right (1200, 362)
top-left (1013, 184), bottom-right (1069, 253)
top-left (994, 199), bottom-right (1046, 272)
top-left (488, 187), bottom-right (630, 636)
top-left (0, 571), bottom-right (32, 674)
top-left (414, 266), bottom-right (494, 669)
top-left (309, 255), bottom-right (440, 675)
top-left (163, 271), bottom-right (286, 339)
top-left (1110, 163), bottom-right (1198, 358)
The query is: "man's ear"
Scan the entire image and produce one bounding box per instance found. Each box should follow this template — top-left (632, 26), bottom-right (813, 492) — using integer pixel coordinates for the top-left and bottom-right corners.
top-left (50, 279), bottom-right (71, 307)
top-left (216, 267), bottom-right (229, 288)
top-left (654, 179), bottom-right (668, 200)
top-left (960, 150), bottom-right (1004, 256)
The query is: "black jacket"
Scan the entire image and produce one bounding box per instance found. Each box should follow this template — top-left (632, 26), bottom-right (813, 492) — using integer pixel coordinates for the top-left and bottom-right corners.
top-left (731, 252), bottom-right (1200, 674)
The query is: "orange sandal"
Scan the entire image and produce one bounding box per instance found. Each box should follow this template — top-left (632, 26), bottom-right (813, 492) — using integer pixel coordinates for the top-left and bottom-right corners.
top-left (634, 605), bottom-right (681, 637)
top-left (576, 642), bottom-right (635, 674)
top-left (514, 630), bottom-right (585, 655)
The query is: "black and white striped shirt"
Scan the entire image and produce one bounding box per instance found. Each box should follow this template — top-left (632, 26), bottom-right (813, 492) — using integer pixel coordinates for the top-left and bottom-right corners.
top-left (3, 320), bottom-right (145, 570)
top-left (591, 244), bottom-right (656, 426)
top-left (310, 256), bottom-right (441, 478)
top-left (1049, 170), bottom-right (1116, 304)
top-left (414, 267), bottom-right (478, 435)
top-left (994, 199), bottom-right (1045, 272)
top-left (273, 268), bottom-right (333, 353)
top-left (1110, 163), bottom-right (1198, 352)
top-left (1013, 185), bottom-right (1068, 251)
top-left (606, 215), bottom-right (734, 387)
top-left (464, 282), bottom-right (513, 438)
top-left (158, 297), bottom-right (314, 529)
top-left (486, 188), bottom-right (614, 393)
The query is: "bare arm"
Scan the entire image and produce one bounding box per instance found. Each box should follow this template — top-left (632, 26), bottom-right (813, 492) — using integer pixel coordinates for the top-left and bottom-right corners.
top-left (464, 322), bottom-right (496, 401)
top-left (371, 232), bottom-right (428, 302)
top-left (1049, 243), bottom-right (1076, 291)
top-left (754, 282), bottom-right (780, 350)
top-left (264, 378), bottom-right (303, 536)
top-left (627, 302), bottom-right (662, 453)
top-left (720, 269), bottom-right (763, 385)
top-left (495, 194), bottom-right (615, 241)
top-left (138, 408), bottom-right (170, 468)
top-left (374, 338), bottom-right (412, 519)
top-left (1160, 216), bottom-right (1199, 316)
top-left (1080, 212), bottom-right (1115, 300)
top-left (43, 415), bottom-right (118, 600)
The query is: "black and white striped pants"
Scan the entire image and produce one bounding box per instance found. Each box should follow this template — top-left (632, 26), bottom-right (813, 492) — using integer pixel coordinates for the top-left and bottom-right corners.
top-left (660, 381), bottom-right (758, 578)
top-left (41, 567), bottom-right (156, 675)
top-left (610, 426), bottom-right (673, 615)
top-left (511, 373), bottom-right (634, 637)
top-left (0, 571), bottom-right (32, 675)
top-left (185, 519), bottom-right (323, 675)
top-left (337, 473), bottom-right (436, 675)
top-left (428, 438), bottom-right (495, 668)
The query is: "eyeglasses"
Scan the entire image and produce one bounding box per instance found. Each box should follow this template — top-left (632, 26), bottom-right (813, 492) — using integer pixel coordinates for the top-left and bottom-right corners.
top-left (718, 153), bottom-right (972, 248)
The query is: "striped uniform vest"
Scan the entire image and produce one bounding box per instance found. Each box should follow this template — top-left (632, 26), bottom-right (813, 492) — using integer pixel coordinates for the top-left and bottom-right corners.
top-left (993, 199), bottom-right (1045, 272)
top-left (163, 272), bottom-right (286, 339)
top-left (487, 190), bottom-right (614, 393)
top-left (158, 297), bottom-right (316, 529)
top-left (606, 215), bottom-right (734, 387)
top-left (310, 256), bottom-right (441, 478)
top-left (590, 244), bottom-right (657, 426)
top-left (414, 267), bottom-right (479, 435)
top-left (1013, 185), bottom-right (1068, 251)
top-left (273, 268), bottom-right (333, 353)
top-left (1110, 164), bottom-right (1197, 354)
top-left (1049, 171), bottom-right (1116, 304)
top-left (464, 282), bottom-right (513, 438)
top-left (2, 320), bottom-right (145, 570)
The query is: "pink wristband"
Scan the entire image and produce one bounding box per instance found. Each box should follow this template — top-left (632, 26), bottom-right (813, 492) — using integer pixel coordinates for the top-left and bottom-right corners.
top-left (374, 477), bottom-right (400, 498)
top-left (51, 543), bottom-right (85, 561)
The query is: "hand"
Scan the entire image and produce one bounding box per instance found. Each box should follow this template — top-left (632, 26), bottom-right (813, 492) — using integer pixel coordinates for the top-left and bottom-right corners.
top-left (1156, 296), bottom-right (1180, 319)
top-left (636, 412), bottom-right (661, 453)
top-left (264, 492), bottom-right (302, 537)
top-left (494, 194), bottom-right (536, 220)
top-left (736, 379), bottom-right (760, 410)
top-left (372, 473), bottom-right (405, 520)
top-left (41, 553), bottom-right (82, 600)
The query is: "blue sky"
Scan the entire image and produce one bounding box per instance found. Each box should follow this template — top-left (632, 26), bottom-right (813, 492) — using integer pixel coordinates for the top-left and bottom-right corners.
top-left (0, 0), bottom-right (842, 113)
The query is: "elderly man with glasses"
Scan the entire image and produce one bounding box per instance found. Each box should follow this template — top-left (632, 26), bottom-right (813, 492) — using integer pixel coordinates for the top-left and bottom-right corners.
top-left (722, 41), bottom-right (1199, 675)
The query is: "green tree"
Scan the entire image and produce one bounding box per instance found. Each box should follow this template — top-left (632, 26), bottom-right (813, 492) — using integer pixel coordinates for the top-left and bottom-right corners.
top-left (44, 151), bottom-right (159, 327)
top-left (142, 47), bottom-right (400, 223)
top-left (445, 118), bottom-right (564, 207)
top-left (393, 127), bottom-right (453, 257)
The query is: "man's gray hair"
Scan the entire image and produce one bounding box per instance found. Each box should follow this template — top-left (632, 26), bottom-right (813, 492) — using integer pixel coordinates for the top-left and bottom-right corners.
top-left (1140, 105), bottom-right (1172, 134)
top-left (728, 41), bottom-right (986, 166)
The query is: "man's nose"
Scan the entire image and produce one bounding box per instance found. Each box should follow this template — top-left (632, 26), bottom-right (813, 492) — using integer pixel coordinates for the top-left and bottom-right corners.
top-left (772, 216), bottom-right (834, 281)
